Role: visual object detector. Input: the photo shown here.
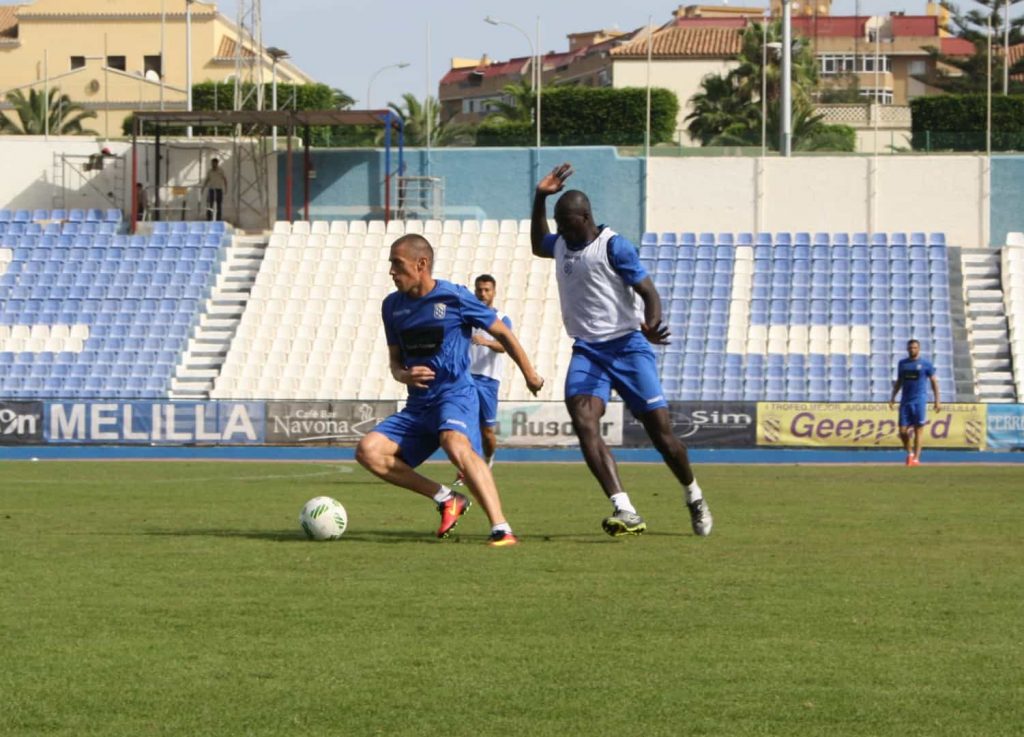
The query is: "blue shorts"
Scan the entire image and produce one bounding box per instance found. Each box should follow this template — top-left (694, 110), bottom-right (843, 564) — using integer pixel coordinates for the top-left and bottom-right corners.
top-left (565, 331), bottom-right (667, 417)
top-left (373, 386), bottom-right (482, 468)
top-left (472, 374), bottom-right (500, 428)
top-left (899, 402), bottom-right (928, 427)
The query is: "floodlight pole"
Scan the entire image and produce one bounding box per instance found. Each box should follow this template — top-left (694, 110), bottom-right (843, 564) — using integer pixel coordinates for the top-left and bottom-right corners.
top-left (268, 47), bottom-right (290, 150)
top-left (781, 0), bottom-right (792, 156)
top-left (186, 0), bottom-right (193, 138)
top-left (987, 12), bottom-right (993, 157)
top-left (485, 16), bottom-right (540, 149)
top-left (762, 14), bottom-right (768, 157)
top-left (1003, 0), bottom-right (1010, 95)
top-left (366, 62), bottom-right (410, 109)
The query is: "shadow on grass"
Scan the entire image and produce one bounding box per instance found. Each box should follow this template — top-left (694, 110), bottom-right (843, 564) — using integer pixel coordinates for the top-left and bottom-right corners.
top-left (142, 529), bottom-right (437, 544)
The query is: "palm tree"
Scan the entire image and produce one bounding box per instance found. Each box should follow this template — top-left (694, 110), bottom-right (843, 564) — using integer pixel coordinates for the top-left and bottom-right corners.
top-left (687, 21), bottom-right (843, 150)
top-left (331, 87), bottom-right (355, 110)
top-left (0, 88), bottom-right (98, 135)
top-left (382, 93), bottom-right (474, 147)
top-left (487, 79), bottom-right (534, 123)
top-left (685, 74), bottom-right (747, 145)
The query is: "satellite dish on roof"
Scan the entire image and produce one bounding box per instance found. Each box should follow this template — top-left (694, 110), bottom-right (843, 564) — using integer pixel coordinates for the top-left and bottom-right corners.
top-left (145, 70), bottom-right (161, 83)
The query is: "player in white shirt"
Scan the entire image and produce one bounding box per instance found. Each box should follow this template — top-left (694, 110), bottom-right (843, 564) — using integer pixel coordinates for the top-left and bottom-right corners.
top-left (453, 274), bottom-right (512, 487)
top-left (531, 162), bottom-right (712, 538)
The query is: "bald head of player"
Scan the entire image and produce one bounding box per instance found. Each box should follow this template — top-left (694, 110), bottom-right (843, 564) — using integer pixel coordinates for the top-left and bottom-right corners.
top-left (554, 189), bottom-right (599, 247)
top-left (389, 234), bottom-right (435, 297)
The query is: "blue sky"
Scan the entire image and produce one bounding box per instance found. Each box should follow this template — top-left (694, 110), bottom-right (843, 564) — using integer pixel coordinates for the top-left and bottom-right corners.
top-left (215, 0), bottom-right (950, 109)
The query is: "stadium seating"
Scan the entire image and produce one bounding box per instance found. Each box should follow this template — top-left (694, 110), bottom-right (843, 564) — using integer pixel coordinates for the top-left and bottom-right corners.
top-left (210, 223), bottom-right (957, 403)
top-left (212, 219), bottom-right (572, 401)
top-left (0, 217), bottom-right (972, 403)
top-left (0, 221), bottom-right (227, 398)
top-left (1002, 244), bottom-right (1024, 398)
top-left (639, 231), bottom-right (957, 402)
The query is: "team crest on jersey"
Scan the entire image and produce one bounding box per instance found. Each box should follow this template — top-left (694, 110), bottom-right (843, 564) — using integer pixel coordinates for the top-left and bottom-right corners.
top-left (433, 303), bottom-right (447, 319)
top-left (562, 259), bottom-right (574, 275)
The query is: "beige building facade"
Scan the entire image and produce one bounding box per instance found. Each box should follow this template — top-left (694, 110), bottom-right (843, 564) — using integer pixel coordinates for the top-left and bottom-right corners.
top-left (0, 0), bottom-right (313, 138)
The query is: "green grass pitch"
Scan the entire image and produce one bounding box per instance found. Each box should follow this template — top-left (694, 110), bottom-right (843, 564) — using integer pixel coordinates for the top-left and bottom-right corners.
top-left (1, 460), bottom-right (1022, 737)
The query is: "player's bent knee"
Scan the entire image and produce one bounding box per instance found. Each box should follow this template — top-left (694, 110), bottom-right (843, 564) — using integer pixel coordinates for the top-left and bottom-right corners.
top-left (355, 432), bottom-right (390, 470)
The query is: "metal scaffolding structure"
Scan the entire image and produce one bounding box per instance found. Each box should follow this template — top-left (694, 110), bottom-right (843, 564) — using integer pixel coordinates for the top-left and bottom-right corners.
top-left (129, 110), bottom-right (404, 231)
top-left (232, 0), bottom-right (269, 229)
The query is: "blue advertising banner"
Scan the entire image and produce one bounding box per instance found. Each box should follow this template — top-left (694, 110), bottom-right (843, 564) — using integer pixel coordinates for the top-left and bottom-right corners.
top-left (44, 401), bottom-right (266, 444)
top-left (985, 404), bottom-right (1024, 450)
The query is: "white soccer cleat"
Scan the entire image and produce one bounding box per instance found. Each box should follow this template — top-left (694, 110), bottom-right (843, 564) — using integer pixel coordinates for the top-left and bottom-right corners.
top-left (687, 498), bottom-right (713, 537)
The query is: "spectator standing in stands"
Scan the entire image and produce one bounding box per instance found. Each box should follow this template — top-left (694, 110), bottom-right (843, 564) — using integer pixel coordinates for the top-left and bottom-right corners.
top-left (134, 182), bottom-right (149, 222)
top-left (453, 274), bottom-right (512, 487)
top-left (531, 162), bottom-right (713, 538)
top-left (889, 338), bottom-right (941, 466)
top-left (356, 235), bottom-right (544, 546)
top-left (202, 158), bottom-right (227, 221)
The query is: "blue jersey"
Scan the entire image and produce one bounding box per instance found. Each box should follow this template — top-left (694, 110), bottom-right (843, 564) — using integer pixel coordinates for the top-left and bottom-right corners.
top-left (382, 279), bottom-right (498, 405)
top-left (896, 357), bottom-right (935, 404)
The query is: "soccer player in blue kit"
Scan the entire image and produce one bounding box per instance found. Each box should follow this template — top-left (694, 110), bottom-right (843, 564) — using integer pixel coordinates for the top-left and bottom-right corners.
top-left (531, 163), bottom-right (713, 538)
top-left (889, 338), bottom-right (941, 466)
top-left (452, 274), bottom-right (512, 487)
top-left (356, 235), bottom-right (544, 546)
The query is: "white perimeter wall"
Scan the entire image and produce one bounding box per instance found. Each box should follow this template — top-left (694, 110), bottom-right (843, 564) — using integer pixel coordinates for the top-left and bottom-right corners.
top-left (0, 137), bottom-right (132, 213)
top-left (647, 156), bottom-right (989, 247)
top-left (0, 137), bottom-right (277, 231)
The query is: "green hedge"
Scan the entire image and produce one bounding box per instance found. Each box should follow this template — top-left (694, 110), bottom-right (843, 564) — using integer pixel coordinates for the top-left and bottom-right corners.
top-left (910, 94), bottom-right (1024, 151)
top-left (476, 86), bottom-right (679, 147)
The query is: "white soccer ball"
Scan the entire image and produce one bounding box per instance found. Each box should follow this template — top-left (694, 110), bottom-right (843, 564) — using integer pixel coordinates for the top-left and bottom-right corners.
top-left (299, 496), bottom-right (348, 541)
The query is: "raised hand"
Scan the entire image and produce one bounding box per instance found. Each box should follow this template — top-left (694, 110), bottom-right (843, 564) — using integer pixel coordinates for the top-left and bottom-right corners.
top-left (537, 163), bottom-right (574, 196)
top-left (640, 320), bottom-right (671, 346)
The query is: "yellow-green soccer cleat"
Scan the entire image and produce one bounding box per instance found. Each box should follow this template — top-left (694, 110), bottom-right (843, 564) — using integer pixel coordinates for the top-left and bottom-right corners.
top-left (601, 509), bottom-right (647, 537)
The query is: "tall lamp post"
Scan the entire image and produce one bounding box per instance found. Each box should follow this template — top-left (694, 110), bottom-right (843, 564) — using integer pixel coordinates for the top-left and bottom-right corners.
top-left (484, 15), bottom-right (541, 148)
top-left (781, 0), bottom-right (792, 156)
top-left (186, 0), bottom-right (193, 138)
top-left (267, 46), bottom-right (289, 150)
top-left (367, 62), bottom-right (410, 109)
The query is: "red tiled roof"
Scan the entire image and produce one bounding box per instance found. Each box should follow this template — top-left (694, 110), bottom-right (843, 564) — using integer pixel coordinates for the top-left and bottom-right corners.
top-left (940, 37), bottom-right (975, 56)
top-left (0, 4), bottom-right (19, 39)
top-left (611, 26), bottom-right (743, 58)
top-left (673, 18), bottom-right (749, 29)
top-left (891, 16), bottom-right (939, 37)
top-left (440, 57), bottom-right (530, 86)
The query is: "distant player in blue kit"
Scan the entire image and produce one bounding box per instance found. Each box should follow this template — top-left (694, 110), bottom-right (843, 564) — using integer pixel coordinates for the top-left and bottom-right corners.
top-left (531, 163), bottom-right (713, 538)
top-left (452, 274), bottom-right (512, 487)
top-left (356, 235), bottom-right (544, 547)
top-left (889, 339), bottom-right (941, 466)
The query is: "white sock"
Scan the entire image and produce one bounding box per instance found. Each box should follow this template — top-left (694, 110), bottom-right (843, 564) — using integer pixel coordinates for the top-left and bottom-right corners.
top-left (485, 453), bottom-right (494, 468)
top-left (491, 522), bottom-right (512, 534)
top-left (433, 485), bottom-right (453, 504)
top-left (609, 492), bottom-right (636, 514)
top-left (685, 481), bottom-right (703, 504)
